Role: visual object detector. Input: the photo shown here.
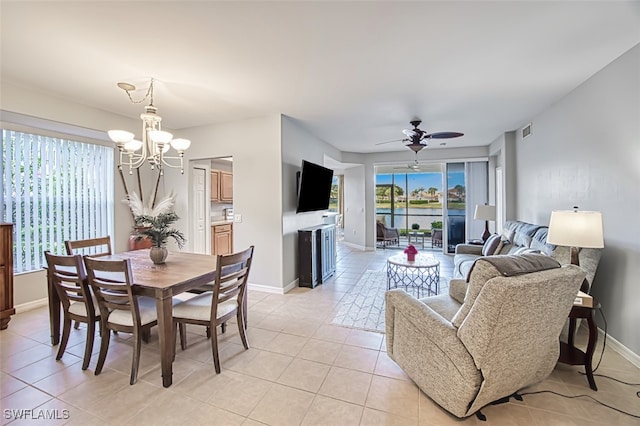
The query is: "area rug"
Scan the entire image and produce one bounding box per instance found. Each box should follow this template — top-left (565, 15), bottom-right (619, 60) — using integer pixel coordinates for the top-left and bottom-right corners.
top-left (331, 270), bottom-right (449, 333)
top-left (331, 270), bottom-right (389, 333)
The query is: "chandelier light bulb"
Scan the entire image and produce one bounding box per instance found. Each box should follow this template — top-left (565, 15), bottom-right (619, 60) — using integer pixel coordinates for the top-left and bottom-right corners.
top-left (124, 139), bottom-right (143, 152)
top-left (108, 130), bottom-right (134, 145)
top-left (170, 138), bottom-right (191, 152)
top-left (149, 130), bottom-right (173, 144)
top-left (154, 143), bottom-right (171, 155)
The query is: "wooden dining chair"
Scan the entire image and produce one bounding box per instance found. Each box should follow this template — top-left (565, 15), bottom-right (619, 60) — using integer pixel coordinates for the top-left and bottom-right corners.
top-left (44, 251), bottom-right (100, 370)
top-left (65, 236), bottom-right (112, 258)
top-left (83, 256), bottom-right (158, 385)
top-left (65, 236), bottom-right (112, 330)
top-left (173, 246), bottom-right (254, 374)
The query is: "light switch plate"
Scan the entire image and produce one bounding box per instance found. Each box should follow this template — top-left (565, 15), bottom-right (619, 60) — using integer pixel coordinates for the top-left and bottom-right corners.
top-left (234, 214), bottom-right (242, 223)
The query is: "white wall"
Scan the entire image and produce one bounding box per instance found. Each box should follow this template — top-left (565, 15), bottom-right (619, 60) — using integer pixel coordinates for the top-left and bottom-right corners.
top-left (179, 115), bottom-right (284, 291)
top-left (342, 163), bottom-right (367, 249)
top-left (281, 116), bottom-right (343, 288)
top-left (489, 131), bottom-right (518, 222)
top-left (513, 44), bottom-right (640, 355)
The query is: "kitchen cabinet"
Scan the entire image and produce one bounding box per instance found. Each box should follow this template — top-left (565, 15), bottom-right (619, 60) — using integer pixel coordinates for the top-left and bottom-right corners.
top-left (210, 171), bottom-right (220, 201)
top-left (211, 170), bottom-right (233, 202)
top-left (0, 223), bottom-right (15, 329)
top-left (212, 223), bottom-right (233, 256)
top-left (220, 171), bottom-right (233, 202)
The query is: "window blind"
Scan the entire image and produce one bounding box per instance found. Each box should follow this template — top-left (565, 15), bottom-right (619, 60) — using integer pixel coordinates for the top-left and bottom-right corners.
top-left (1, 129), bottom-right (114, 273)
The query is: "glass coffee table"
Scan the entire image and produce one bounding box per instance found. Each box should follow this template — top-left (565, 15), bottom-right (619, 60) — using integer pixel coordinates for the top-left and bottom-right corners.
top-left (386, 253), bottom-right (440, 298)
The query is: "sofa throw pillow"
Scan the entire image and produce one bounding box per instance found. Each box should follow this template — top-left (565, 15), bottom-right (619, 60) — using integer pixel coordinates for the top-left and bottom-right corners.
top-left (482, 234), bottom-right (501, 256)
top-left (494, 229), bottom-right (515, 255)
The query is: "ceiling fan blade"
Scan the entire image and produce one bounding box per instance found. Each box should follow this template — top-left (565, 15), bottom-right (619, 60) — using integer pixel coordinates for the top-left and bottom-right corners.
top-left (375, 138), bottom-right (407, 146)
top-left (402, 129), bottom-right (417, 138)
top-left (425, 132), bottom-right (464, 139)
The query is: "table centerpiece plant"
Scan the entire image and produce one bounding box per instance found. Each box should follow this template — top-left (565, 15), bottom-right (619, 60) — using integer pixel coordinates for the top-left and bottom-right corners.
top-left (404, 244), bottom-right (418, 262)
top-left (127, 192), bottom-right (186, 264)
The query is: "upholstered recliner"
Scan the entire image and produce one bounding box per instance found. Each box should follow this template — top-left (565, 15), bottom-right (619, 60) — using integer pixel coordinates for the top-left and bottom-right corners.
top-left (385, 254), bottom-right (586, 419)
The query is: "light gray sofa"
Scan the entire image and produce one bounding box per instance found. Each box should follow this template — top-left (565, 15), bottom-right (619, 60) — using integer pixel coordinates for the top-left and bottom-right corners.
top-left (453, 220), bottom-right (601, 298)
top-left (385, 254), bottom-right (586, 419)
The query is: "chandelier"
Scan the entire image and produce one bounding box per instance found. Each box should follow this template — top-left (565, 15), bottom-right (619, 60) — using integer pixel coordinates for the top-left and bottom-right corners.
top-left (107, 78), bottom-right (191, 175)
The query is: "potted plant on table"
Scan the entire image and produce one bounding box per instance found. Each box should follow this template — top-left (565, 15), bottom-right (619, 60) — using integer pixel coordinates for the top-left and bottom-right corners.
top-left (404, 244), bottom-right (418, 262)
top-left (133, 212), bottom-right (185, 264)
top-left (127, 192), bottom-right (186, 264)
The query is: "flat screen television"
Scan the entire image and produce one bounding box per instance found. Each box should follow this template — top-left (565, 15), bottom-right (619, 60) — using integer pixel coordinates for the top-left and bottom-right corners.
top-left (296, 160), bottom-right (334, 213)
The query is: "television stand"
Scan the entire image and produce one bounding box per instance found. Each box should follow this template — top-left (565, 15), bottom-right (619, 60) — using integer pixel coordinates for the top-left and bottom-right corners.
top-left (298, 224), bottom-right (336, 288)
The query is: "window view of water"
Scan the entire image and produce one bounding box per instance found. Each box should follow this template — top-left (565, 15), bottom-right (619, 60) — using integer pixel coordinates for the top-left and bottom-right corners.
top-left (376, 166), bottom-right (466, 252)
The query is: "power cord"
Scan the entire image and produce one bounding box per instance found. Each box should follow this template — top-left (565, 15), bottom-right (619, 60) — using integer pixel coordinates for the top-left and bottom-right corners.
top-left (519, 390), bottom-right (640, 419)
top-left (532, 305), bottom-right (640, 418)
top-left (577, 307), bottom-right (640, 389)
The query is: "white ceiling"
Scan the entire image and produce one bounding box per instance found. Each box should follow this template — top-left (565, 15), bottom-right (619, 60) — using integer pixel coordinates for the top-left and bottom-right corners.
top-left (2, 1), bottom-right (639, 154)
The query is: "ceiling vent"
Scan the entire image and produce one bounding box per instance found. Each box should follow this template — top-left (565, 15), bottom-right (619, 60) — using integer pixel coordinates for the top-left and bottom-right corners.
top-left (522, 123), bottom-right (532, 139)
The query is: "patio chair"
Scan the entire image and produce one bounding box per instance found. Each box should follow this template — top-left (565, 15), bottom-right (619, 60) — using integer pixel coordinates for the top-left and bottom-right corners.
top-left (377, 220), bottom-right (399, 248)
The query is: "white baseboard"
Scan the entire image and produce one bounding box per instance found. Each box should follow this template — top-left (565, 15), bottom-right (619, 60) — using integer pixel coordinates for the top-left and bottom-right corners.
top-left (283, 279), bottom-right (298, 294)
top-left (597, 325), bottom-right (640, 368)
top-left (15, 298), bottom-right (48, 314)
top-left (248, 282), bottom-right (288, 295)
top-left (341, 241), bottom-right (368, 251)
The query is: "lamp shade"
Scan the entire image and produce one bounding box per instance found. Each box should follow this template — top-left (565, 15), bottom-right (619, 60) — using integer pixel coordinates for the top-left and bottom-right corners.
top-left (547, 210), bottom-right (604, 248)
top-left (474, 204), bottom-right (496, 221)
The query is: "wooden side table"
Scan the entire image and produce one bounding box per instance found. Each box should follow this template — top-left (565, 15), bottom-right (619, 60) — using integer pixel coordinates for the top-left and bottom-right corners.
top-left (558, 300), bottom-right (600, 391)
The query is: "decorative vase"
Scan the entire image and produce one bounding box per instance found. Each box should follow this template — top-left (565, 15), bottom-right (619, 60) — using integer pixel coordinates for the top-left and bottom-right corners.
top-left (407, 253), bottom-right (416, 261)
top-left (149, 246), bottom-right (168, 265)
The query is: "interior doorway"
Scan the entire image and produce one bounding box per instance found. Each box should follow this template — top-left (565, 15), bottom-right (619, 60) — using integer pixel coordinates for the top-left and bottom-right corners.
top-left (191, 166), bottom-right (207, 254)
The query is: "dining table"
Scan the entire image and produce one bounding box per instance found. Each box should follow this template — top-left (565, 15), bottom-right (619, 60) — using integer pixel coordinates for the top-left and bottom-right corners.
top-left (47, 249), bottom-right (217, 388)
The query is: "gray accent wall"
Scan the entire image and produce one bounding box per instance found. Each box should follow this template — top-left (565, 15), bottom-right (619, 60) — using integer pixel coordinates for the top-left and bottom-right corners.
top-left (512, 43), bottom-right (640, 356)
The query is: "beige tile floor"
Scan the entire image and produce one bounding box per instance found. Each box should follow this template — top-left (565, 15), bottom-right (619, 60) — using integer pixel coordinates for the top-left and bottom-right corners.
top-left (1, 243), bottom-right (639, 425)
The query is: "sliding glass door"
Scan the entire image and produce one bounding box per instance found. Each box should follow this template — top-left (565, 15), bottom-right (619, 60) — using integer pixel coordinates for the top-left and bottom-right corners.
top-left (375, 160), bottom-right (488, 253)
top-left (375, 164), bottom-right (444, 247)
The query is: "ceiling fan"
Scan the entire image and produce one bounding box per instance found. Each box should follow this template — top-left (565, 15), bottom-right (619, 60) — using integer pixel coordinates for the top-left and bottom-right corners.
top-left (377, 120), bottom-right (464, 152)
top-left (393, 158), bottom-right (424, 171)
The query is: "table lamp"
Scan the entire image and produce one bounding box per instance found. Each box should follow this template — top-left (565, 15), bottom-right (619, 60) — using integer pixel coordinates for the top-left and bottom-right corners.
top-left (474, 204), bottom-right (496, 242)
top-left (546, 208), bottom-right (604, 266)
